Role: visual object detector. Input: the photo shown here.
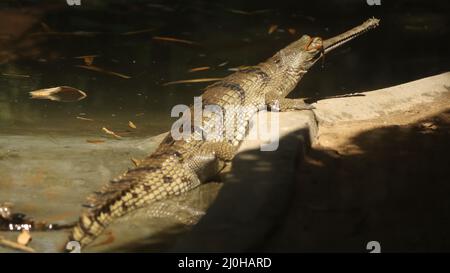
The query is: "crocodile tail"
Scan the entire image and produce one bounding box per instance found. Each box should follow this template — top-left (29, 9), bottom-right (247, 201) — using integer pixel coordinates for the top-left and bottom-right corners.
top-left (70, 151), bottom-right (201, 248)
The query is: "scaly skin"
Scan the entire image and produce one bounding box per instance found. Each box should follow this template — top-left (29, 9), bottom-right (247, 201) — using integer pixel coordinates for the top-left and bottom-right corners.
top-left (70, 18), bottom-right (379, 248)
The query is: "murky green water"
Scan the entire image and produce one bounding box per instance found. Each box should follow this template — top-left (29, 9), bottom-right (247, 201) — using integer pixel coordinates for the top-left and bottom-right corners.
top-left (0, 0), bottom-right (448, 252)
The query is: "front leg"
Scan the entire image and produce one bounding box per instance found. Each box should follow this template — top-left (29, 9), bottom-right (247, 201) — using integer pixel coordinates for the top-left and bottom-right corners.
top-left (266, 97), bottom-right (315, 111)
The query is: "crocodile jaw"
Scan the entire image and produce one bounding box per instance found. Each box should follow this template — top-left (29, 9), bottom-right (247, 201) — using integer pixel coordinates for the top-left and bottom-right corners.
top-left (323, 17), bottom-right (380, 54)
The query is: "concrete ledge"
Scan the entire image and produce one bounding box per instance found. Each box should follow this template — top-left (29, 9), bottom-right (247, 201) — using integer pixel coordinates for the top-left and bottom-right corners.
top-left (314, 72), bottom-right (450, 125)
top-left (172, 72), bottom-right (449, 252)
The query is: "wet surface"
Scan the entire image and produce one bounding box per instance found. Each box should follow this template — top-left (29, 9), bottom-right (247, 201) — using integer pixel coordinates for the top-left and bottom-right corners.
top-left (0, 132), bottom-right (222, 252)
top-left (0, 0), bottom-right (449, 252)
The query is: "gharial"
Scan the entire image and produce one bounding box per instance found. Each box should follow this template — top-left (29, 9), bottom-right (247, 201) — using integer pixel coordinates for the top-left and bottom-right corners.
top-left (0, 18), bottom-right (380, 249)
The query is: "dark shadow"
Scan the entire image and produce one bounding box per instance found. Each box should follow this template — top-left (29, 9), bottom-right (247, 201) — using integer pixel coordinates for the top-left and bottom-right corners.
top-left (304, 93), bottom-right (366, 104)
top-left (264, 109), bottom-right (450, 252)
top-left (171, 127), bottom-right (312, 252)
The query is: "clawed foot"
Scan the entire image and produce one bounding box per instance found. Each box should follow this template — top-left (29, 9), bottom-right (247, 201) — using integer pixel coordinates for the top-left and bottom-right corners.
top-left (291, 101), bottom-right (315, 110)
top-left (268, 98), bottom-right (315, 111)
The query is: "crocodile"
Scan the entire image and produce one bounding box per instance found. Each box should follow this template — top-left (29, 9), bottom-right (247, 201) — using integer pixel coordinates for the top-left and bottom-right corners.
top-left (69, 18), bottom-right (380, 248)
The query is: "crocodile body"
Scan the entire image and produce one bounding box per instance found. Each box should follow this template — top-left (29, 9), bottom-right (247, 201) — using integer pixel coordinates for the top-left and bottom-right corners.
top-left (70, 18), bottom-right (379, 248)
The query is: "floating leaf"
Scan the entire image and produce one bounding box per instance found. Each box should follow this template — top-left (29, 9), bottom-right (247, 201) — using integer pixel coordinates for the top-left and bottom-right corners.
top-left (17, 230), bottom-right (32, 246)
top-left (2, 73), bottom-right (30, 78)
top-left (227, 65), bottom-right (251, 72)
top-left (30, 31), bottom-right (102, 37)
top-left (188, 66), bottom-right (210, 73)
top-left (86, 139), bottom-right (105, 144)
top-left (0, 236), bottom-right (35, 253)
top-left (102, 127), bottom-right (122, 139)
top-left (162, 78), bottom-right (222, 86)
top-left (288, 28), bottom-right (297, 35)
top-left (153, 36), bottom-right (200, 46)
top-left (128, 121), bottom-right (137, 129)
top-left (217, 61), bottom-right (228, 67)
top-left (74, 55), bottom-right (98, 66)
top-left (121, 28), bottom-right (156, 35)
top-left (268, 25), bottom-right (278, 34)
top-left (75, 65), bottom-right (131, 79)
top-left (30, 86), bottom-right (87, 102)
top-left (76, 116), bottom-right (94, 121)
top-left (0, 202), bottom-right (12, 218)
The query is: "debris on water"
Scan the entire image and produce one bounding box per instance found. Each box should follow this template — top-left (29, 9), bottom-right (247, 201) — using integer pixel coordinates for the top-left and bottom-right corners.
top-left (128, 121), bottom-right (137, 129)
top-left (0, 236), bottom-right (35, 253)
top-left (188, 66), bottom-right (210, 73)
top-left (115, 130), bottom-right (133, 136)
top-left (30, 31), bottom-right (102, 37)
top-left (288, 28), bottom-right (297, 35)
top-left (135, 113), bottom-right (145, 117)
top-left (75, 65), bottom-right (131, 79)
top-left (152, 36), bottom-right (201, 46)
top-left (162, 78), bottom-right (222, 86)
top-left (217, 61), bottom-right (228, 67)
top-left (76, 116), bottom-right (94, 121)
top-left (121, 28), bottom-right (157, 35)
top-left (228, 65), bottom-right (251, 72)
top-left (86, 139), bottom-right (105, 144)
top-left (268, 24), bottom-right (278, 34)
top-left (102, 127), bottom-right (122, 139)
top-left (29, 86), bottom-right (87, 102)
top-left (1, 73), bottom-right (30, 78)
top-left (0, 203), bottom-right (34, 232)
top-left (17, 230), bottom-right (32, 246)
top-left (0, 203), bottom-right (12, 219)
top-left (74, 55), bottom-right (98, 66)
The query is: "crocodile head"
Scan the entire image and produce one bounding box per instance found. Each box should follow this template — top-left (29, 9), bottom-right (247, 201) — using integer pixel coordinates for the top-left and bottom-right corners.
top-left (270, 18), bottom-right (380, 75)
top-left (322, 17), bottom-right (380, 55)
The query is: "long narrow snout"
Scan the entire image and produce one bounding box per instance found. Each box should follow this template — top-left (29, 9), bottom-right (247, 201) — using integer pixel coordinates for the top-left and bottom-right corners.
top-left (323, 18), bottom-right (380, 54)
